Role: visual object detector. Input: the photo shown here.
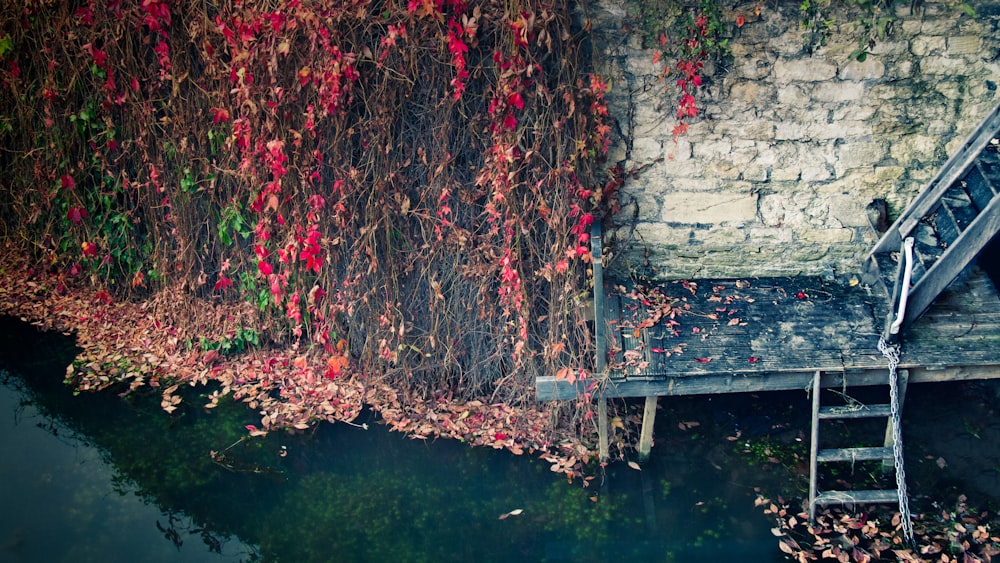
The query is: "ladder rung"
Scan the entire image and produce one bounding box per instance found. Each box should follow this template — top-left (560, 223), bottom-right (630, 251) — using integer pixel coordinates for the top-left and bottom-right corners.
top-left (969, 156), bottom-right (999, 208)
top-left (814, 489), bottom-right (899, 506)
top-left (818, 404), bottom-right (891, 419)
top-left (942, 189), bottom-right (979, 227)
top-left (817, 447), bottom-right (893, 463)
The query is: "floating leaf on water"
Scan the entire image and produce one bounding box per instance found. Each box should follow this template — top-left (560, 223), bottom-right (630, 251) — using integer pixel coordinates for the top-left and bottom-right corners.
top-left (627, 460), bottom-right (641, 471)
top-left (499, 509), bottom-right (523, 520)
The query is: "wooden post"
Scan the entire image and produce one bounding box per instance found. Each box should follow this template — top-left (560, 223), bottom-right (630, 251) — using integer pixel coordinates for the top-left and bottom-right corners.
top-left (638, 395), bottom-right (658, 461)
top-left (591, 222), bottom-right (610, 463)
top-left (598, 396), bottom-right (609, 462)
top-left (883, 368), bottom-right (909, 471)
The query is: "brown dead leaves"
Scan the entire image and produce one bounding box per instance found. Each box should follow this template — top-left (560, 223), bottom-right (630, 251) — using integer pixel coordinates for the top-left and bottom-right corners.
top-left (758, 492), bottom-right (1000, 563)
top-left (0, 245), bottom-right (596, 482)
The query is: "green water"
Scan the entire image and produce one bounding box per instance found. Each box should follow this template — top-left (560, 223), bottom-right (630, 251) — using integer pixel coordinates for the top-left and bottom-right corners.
top-left (0, 316), bottom-right (794, 562)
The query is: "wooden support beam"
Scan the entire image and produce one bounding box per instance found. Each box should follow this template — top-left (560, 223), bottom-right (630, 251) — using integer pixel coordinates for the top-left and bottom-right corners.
top-left (598, 395), bottom-right (609, 463)
top-left (536, 364), bottom-right (1000, 401)
top-left (591, 223), bottom-right (609, 464)
top-left (638, 395), bottom-right (658, 461)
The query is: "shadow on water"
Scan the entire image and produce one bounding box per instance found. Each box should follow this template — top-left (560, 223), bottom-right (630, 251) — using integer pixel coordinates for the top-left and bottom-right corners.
top-left (7, 315), bottom-right (1000, 562)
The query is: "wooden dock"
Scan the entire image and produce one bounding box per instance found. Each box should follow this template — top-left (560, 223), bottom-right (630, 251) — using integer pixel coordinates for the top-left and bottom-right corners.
top-left (536, 261), bottom-right (1000, 461)
top-left (537, 266), bottom-right (1000, 402)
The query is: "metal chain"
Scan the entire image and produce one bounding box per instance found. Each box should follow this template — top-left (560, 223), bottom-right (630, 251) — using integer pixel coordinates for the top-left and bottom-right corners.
top-left (878, 336), bottom-right (915, 543)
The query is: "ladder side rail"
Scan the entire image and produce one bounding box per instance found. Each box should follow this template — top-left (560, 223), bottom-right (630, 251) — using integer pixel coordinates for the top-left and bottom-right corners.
top-left (868, 103), bottom-right (1000, 257)
top-left (902, 195), bottom-right (1000, 328)
top-left (808, 371), bottom-right (821, 521)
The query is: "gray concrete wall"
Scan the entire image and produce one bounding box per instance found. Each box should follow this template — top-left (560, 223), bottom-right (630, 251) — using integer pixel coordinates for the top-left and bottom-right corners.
top-left (592, 0), bottom-right (1000, 280)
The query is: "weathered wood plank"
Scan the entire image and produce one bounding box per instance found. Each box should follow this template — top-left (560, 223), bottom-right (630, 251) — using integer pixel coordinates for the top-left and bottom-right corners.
top-left (537, 363), bottom-right (1000, 401)
top-left (817, 447), bottom-right (893, 463)
top-left (819, 404), bottom-right (891, 419)
top-left (814, 489), bottom-right (899, 506)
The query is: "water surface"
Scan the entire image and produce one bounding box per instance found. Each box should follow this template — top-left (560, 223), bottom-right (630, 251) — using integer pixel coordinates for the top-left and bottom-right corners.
top-left (1, 315), bottom-right (896, 562)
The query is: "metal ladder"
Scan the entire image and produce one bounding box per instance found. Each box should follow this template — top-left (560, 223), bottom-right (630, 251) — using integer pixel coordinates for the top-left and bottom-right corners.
top-left (862, 102), bottom-right (1000, 339)
top-left (807, 370), bottom-right (909, 521)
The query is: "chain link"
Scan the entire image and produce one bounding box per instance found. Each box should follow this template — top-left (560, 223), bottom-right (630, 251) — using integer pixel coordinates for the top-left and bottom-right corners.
top-left (878, 336), bottom-right (914, 543)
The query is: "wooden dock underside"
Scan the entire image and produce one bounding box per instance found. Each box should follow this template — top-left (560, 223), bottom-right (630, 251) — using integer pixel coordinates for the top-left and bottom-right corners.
top-left (536, 267), bottom-right (1000, 401)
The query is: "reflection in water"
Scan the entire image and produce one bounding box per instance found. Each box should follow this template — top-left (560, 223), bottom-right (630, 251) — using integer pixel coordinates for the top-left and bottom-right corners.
top-left (0, 316), bottom-right (792, 562)
top-left (0, 373), bottom-right (255, 563)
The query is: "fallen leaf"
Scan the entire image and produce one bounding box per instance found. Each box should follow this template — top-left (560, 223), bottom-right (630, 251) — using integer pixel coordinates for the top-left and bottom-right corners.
top-left (695, 357), bottom-right (712, 363)
top-left (627, 460), bottom-right (641, 471)
top-left (778, 538), bottom-right (798, 555)
top-left (497, 508), bottom-right (524, 520)
top-left (937, 456), bottom-right (947, 469)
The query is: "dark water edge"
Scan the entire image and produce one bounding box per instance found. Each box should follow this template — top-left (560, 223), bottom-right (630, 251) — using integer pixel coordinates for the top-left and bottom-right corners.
top-left (3, 315), bottom-right (1000, 562)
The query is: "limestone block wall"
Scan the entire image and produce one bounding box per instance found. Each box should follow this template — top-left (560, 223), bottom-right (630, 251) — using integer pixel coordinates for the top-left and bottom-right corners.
top-left (591, 0), bottom-right (1000, 280)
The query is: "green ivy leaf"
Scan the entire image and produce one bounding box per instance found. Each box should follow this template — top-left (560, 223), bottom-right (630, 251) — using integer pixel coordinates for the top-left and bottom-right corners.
top-left (0, 34), bottom-right (13, 59)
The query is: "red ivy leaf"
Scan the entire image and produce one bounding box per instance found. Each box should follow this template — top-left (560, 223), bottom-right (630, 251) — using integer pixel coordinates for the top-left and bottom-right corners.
top-left (210, 107), bottom-right (230, 124)
top-left (61, 174), bottom-right (76, 190)
top-left (67, 207), bottom-right (87, 224)
top-left (796, 291), bottom-right (807, 300)
top-left (508, 92), bottom-right (524, 110)
top-left (748, 356), bottom-right (760, 363)
top-left (503, 113), bottom-right (517, 131)
top-left (214, 275), bottom-right (233, 292)
top-left (736, 13), bottom-right (746, 28)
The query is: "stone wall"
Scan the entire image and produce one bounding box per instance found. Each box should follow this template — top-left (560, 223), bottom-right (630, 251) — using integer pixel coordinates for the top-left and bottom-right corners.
top-left (591, 0), bottom-right (1000, 280)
